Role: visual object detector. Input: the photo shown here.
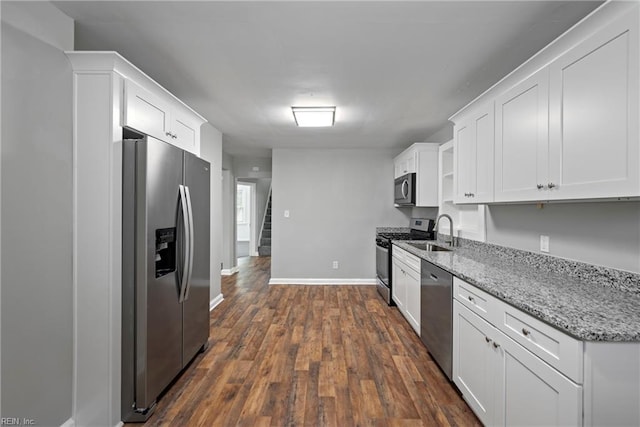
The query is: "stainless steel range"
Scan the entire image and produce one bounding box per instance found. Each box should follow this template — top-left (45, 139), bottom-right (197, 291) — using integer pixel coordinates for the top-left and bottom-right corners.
top-left (375, 218), bottom-right (435, 305)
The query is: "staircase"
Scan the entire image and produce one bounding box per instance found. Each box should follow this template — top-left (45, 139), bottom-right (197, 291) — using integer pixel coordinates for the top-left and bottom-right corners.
top-left (258, 191), bottom-right (272, 256)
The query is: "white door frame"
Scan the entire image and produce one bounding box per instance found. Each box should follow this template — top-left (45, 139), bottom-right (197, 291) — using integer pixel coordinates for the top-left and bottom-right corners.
top-left (236, 181), bottom-right (258, 257)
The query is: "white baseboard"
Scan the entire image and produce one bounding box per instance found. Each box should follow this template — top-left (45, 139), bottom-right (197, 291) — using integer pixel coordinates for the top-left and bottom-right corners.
top-left (209, 293), bottom-right (224, 311)
top-left (221, 266), bottom-right (239, 276)
top-left (60, 418), bottom-right (121, 427)
top-left (268, 278), bottom-right (376, 285)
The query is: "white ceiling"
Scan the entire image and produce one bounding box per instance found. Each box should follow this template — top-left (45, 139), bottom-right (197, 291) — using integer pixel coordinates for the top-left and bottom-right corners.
top-left (53, 1), bottom-right (602, 157)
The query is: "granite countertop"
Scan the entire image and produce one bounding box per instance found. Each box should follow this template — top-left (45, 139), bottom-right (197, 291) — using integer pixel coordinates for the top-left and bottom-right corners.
top-left (391, 239), bottom-right (640, 342)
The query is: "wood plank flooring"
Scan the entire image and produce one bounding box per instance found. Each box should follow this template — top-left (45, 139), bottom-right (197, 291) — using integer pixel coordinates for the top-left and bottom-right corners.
top-left (134, 257), bottom-right (480, 426)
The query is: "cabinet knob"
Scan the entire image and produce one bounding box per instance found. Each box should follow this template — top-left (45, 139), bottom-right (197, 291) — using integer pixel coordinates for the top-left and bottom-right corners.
top-left (469, 193), bottom-right (475, 197)
top-left (166, 131), bottom-right (172, 137)
top-left (536, 184), bottom-right (544, 189)
top-left (548, 182), bottom-right (556, 189)
top-left (172, 133), bottom-right (178, 139)
top-left (485, 336), bottom-right (492, 343)
top-left (493, 342), bottom-right (501, 349)
top-left (467, 295), bottom-right (475, 303)
top-left (522, 328), bottom-right (531, 336)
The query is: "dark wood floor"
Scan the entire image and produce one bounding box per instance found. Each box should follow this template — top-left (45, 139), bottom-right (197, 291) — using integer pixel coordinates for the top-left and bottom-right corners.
top-left (138, 256), bottom-right (480, 426)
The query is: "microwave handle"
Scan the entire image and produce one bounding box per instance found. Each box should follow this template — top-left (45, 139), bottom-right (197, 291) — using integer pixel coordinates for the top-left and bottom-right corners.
top-left (401, 179), bottom-right (409, 198)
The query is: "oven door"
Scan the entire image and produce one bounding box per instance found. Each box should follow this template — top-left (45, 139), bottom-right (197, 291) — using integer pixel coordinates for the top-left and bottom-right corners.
top-left (375, 242), bottom-right (393, 305)
top-left (376, 244), bottom-right (389, 285)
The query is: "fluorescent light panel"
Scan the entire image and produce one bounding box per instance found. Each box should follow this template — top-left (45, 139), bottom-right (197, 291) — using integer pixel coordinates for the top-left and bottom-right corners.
top-left (292, 106), bottom-right (335, 127)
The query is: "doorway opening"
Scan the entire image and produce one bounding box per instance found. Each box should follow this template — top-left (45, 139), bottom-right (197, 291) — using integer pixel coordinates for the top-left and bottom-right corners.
top-left (236, 182), bottom-right (257, 259)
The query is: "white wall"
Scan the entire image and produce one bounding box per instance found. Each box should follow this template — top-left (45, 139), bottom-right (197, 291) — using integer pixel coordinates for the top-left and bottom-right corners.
top-left (221, 152), bottom-right (236, 270)
top-left (486, 202), bottom-right (640, 273)
top-left (199, 123), bottom-right (223, 301)
top-left (1, 1), bottom-right (74, 424)
top-left (271, 148), bottom-right (413, 281)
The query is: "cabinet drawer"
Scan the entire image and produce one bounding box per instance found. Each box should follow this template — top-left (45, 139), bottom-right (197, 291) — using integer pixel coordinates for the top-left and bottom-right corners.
top-left (453, 277), bottom-right (498, 325)
top-left (498, 303), bottom-right (583, 383)
top-left (392, 246), bottom-right (420, 272)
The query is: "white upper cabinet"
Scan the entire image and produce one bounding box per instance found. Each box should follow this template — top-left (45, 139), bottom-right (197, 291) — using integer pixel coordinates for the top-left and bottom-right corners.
top-left (547, 12), bottom-right (639, 200)
top-left (494, 69), bottom-right (550, 202)
top-left (450, 2), bottom-right (639, 204)
top-left (394, 143), bottom-right (440, 206)
top-left (123, 80), bottom-right (171, 142)
top-left (454, 102), bottom-right (495, 203)
top-left (124, 80), bottom-right (202, 154)
top-left (394, 149), bottom-right (417, 178)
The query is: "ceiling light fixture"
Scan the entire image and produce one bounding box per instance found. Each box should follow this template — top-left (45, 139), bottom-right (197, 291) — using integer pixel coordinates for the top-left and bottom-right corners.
top-left (291, 106), bottom-right (336, 127)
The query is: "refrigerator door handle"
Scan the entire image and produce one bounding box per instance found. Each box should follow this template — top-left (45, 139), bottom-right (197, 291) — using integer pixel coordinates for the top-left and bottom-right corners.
top-left (178, 184), bottom-right (190, 303)
top-left (183, 185), bottom-right (195, 300)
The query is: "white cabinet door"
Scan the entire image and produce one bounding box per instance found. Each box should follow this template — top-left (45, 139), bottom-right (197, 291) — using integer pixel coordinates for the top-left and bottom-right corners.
top-left (548, 12), bottom-right (639, 200)
top-left (495, 69), bottom-right (550, 202)
top-left (454, 120), bottom-right (475, 203)
top-left (453, 103), bottom-right (494, 204)
top-left (494, 330), bottom-right (583, 427)
top-left (474, 106), bottom-right (495, 202)
top-left (404, 265), bottom-right (421, 335)
top-left (394, 150), bottom-right (416, 178)
top-left (453, 301), bottom-right (496, 426)
top-left (391, 257), bottom-right (406, 311)
top-left (123, 80), bottom-right (171, 142)
top-left (171, 107), bottom-right (201, 154)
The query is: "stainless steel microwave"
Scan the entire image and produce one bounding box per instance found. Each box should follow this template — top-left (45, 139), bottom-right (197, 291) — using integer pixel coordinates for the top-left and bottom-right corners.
top-left (394, 173), bottom-right (416, 206)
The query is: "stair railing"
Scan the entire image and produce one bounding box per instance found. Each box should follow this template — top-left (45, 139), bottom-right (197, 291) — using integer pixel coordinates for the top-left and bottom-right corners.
top-left (258, 185), bottom-right (272, 248)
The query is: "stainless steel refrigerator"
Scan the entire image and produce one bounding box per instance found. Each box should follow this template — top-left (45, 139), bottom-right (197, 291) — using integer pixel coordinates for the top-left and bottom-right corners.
top-left (121, 135), bottom-right (210, 422)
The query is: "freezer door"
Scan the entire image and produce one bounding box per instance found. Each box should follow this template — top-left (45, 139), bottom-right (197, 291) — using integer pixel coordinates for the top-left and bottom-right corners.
top-left (136, 138), bottom-right (185, 409)
top-left (182, 153), bottom-right (211, 365)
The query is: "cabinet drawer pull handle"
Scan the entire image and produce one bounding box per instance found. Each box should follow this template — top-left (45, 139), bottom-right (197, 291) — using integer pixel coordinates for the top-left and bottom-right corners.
top-left (469, 193), bottom-right (474, 197)
top-left (166, 131), bottom-right (172, 137)
top-left (467, 295), bottom-right (475, 303)
top-left (522, 328), bottom-right (531, 336)
top-left (548, 182), bottom-right (556, 189)
top-left (172, 133), bottom-right (178, 139)
top-left (485, 336), bottom-right (492, 343)
top-left (493, 342), bottom-right (501, 349)
top-left (537, 184), bottom-right (544, 189)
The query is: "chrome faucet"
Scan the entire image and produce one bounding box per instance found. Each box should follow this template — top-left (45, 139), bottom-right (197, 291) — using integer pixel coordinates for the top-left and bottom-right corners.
top-left (435, 214), bottom-right (455, 247)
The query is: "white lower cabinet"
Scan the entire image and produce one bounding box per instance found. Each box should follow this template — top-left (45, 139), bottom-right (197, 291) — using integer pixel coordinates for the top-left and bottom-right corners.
top-left (496, 323), bottom-right (582, 426)
top-left (454, 301), bottom-right (495, 424)
top-left (453, 277), bottom-right (640, 426)
top-left (391, 246), bottom-right (420, 335)
top-left (454, 300), bottom-right (582, 426)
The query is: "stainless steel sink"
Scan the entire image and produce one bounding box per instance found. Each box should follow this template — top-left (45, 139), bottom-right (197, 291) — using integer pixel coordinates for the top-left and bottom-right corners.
top-left (406, 242), bottom-right (452, 252)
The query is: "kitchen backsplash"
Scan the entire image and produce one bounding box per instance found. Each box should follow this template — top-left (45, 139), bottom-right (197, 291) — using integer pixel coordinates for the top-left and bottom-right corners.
top-left (436, 234), bottom-right (640, 295)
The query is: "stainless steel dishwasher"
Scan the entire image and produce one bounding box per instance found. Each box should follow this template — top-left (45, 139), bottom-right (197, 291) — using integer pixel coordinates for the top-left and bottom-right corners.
top-left (420, 260), bottom-right (453, 381)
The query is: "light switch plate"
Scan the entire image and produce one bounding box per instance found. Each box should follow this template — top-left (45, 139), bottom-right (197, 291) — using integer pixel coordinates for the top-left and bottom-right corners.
top-left (284, 210), bottom-right (290, 218)
top-left (540, 235), bottom-right (550, 253)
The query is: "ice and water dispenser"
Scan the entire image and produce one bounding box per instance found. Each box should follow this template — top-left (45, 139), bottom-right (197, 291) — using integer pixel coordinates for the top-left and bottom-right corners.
top-left (155, 227), bottom-right (176, 278)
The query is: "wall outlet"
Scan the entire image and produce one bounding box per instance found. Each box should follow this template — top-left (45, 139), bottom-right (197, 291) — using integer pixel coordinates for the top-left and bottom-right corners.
top-left (284, 210), bottom-right (290, 218)
top-left (540, 235), bottom-right (550, 253)
top-left (332, 261), bottom-right (339, 269)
